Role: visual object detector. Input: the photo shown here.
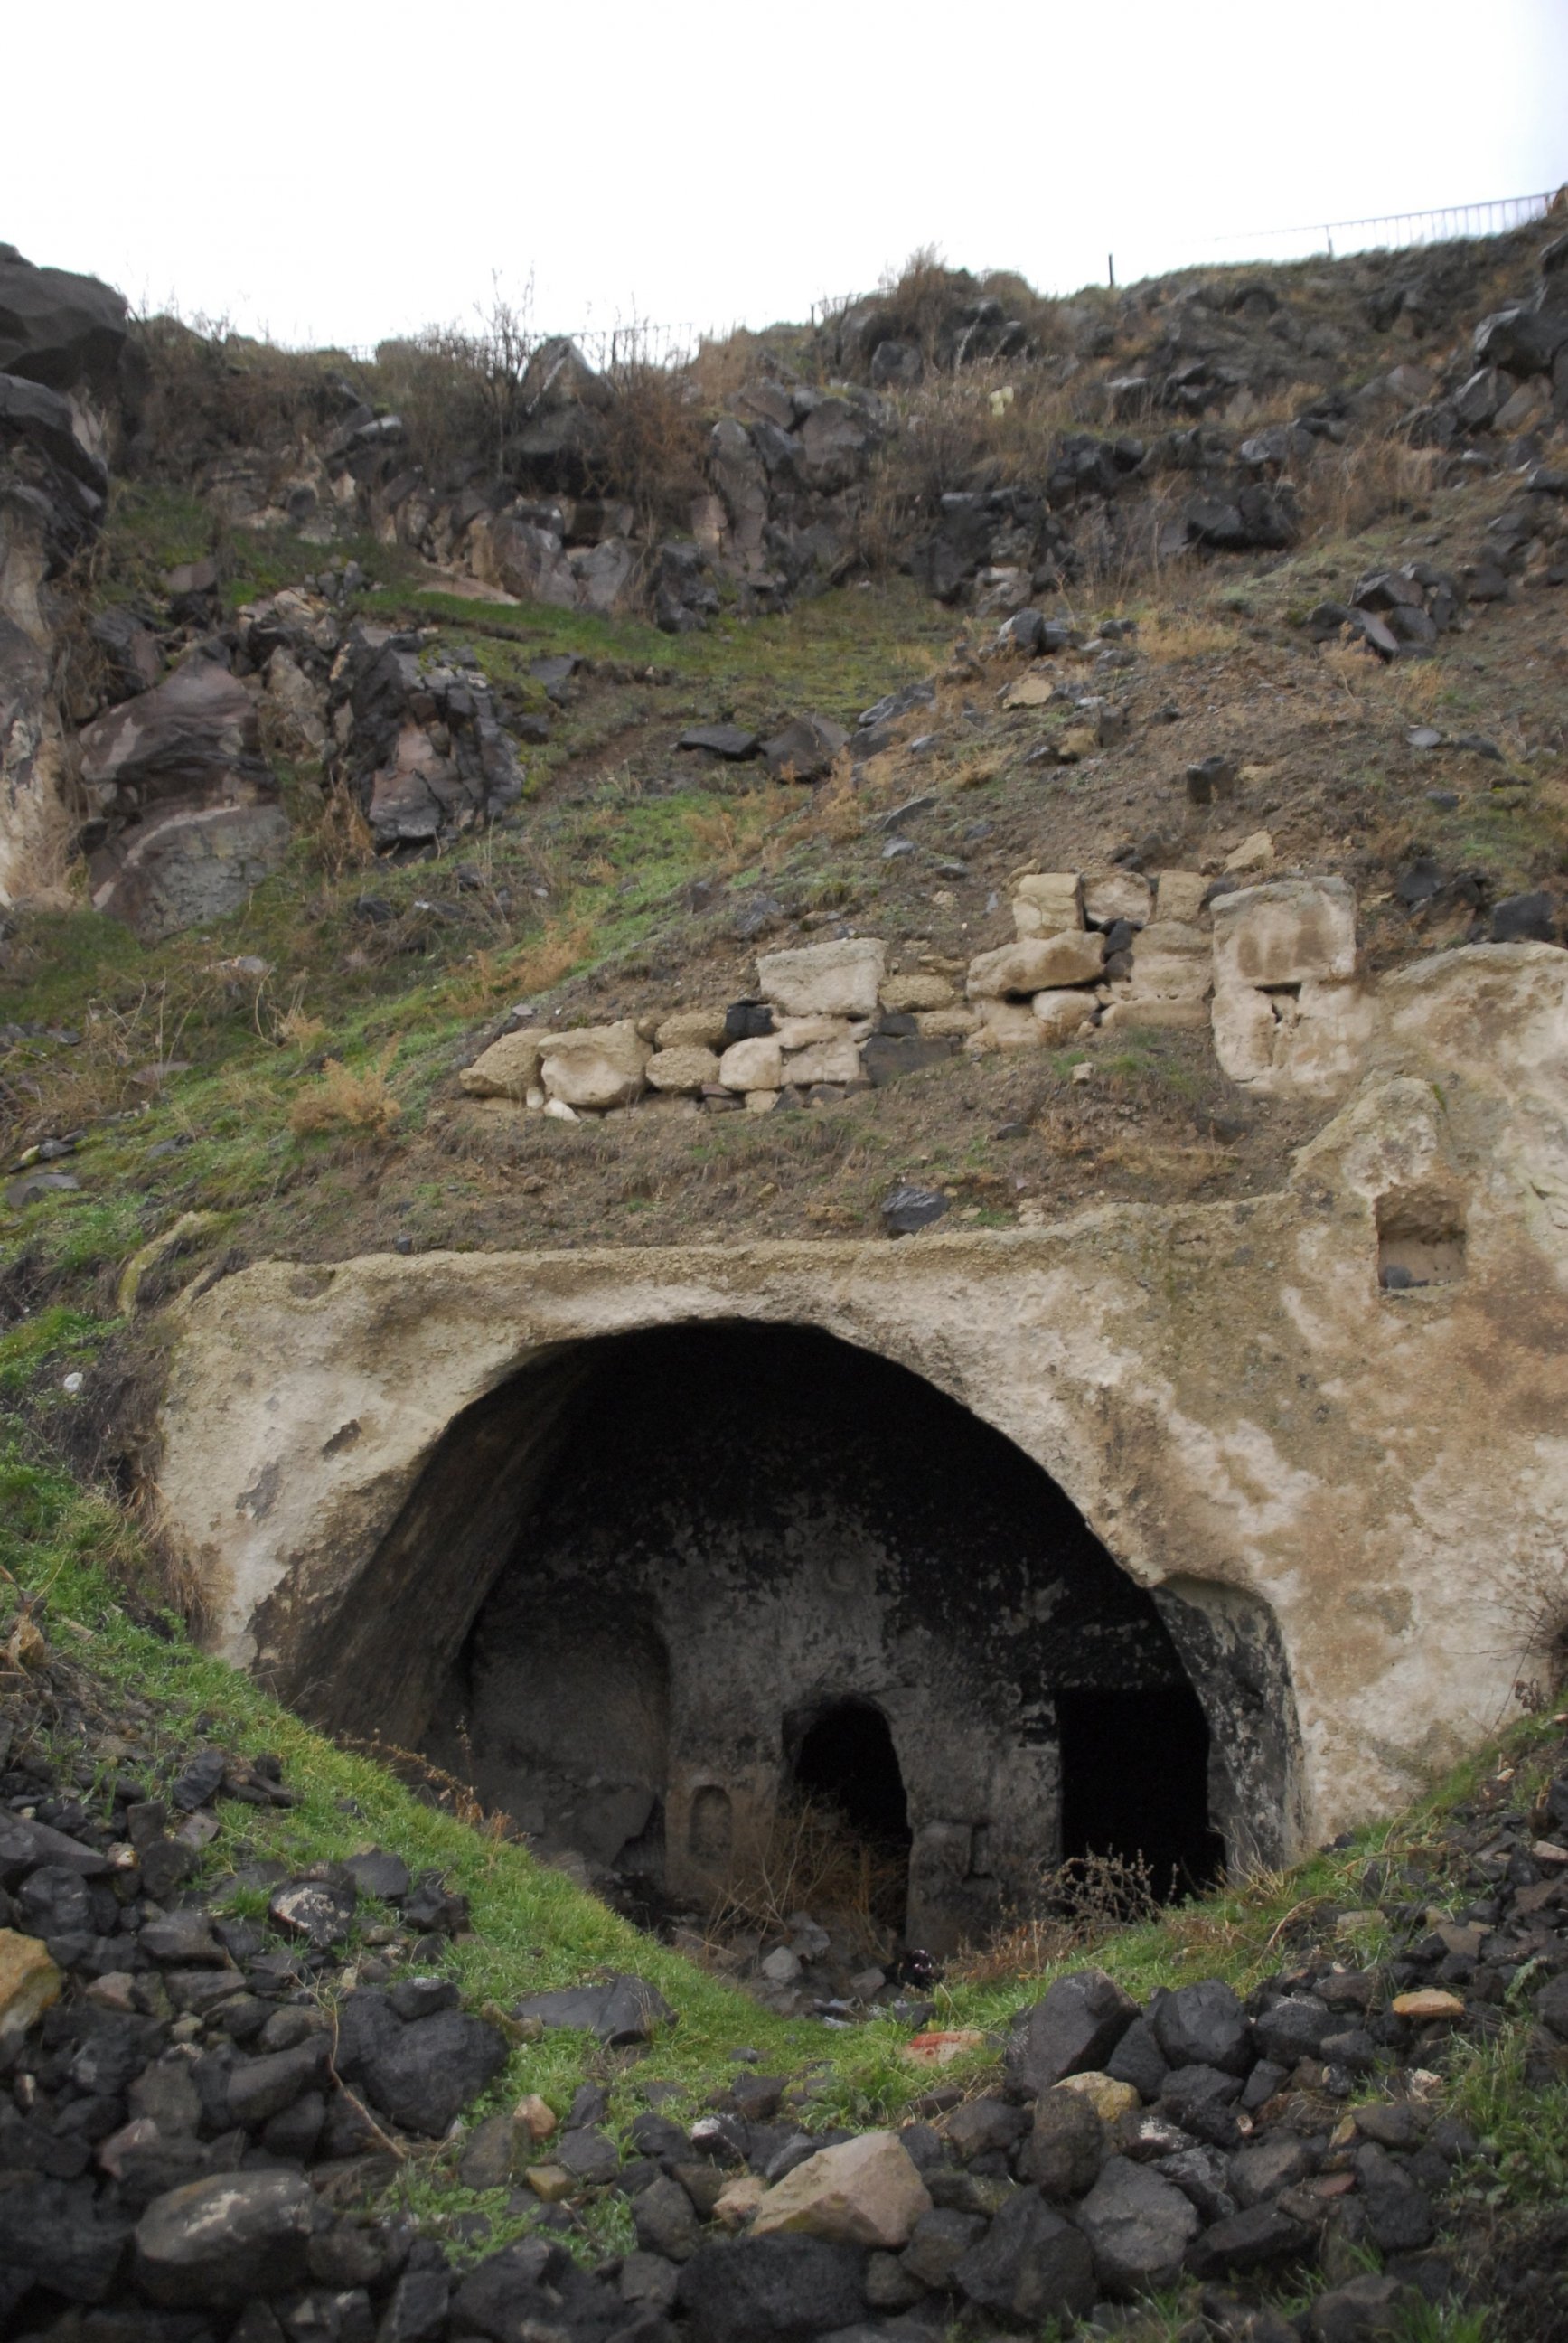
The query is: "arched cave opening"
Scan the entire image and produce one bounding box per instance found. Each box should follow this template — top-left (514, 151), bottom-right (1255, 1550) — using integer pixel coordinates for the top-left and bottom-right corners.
top-left (793, 1699), bottom-right (912, 1852)
top-left (303, 1322), bottom-right (1300, 1954)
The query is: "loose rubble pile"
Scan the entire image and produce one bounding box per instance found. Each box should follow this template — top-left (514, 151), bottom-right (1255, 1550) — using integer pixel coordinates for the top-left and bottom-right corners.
top-left (7, 1626), bottom-right (1568, 2338)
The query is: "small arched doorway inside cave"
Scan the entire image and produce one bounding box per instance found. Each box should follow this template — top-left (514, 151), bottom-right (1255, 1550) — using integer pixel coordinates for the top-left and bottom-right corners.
top-left (790, 1698), bottom-right (914, 1928)
top-left (328, 1322), bottom-right (1301, 1953)
top-left (1056, 1686), bottom-right (1226, 1897)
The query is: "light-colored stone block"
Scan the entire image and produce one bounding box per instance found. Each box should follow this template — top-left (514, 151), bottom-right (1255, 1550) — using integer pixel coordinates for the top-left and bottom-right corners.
top-left (1212, 878), bottom-right (1357, 992)
top-left (1122, 920), bottom-right (1212, 1004)
top-left (1033, 990), bottom-right (1096, 1044)
top-left (774, 1015), bottom-right (852, 1050)
top-left (539, 1021), bottom-right (650, 1110)
top-left (968, 932), bottom-right (1105, 1000)
top-left (459, 1030), bottom-right (548, 1100)
top-left (718, 1036), bottom-right (783, 1091)
top-left (879, 972), bottom-right (958, 1012)
top-left (973, 1000), bottom-right (1049, 1051)
top-left (784, 1038), bottom-right (862, 1087)
top-left (1153, 870), bottom-right (1207, 924)
top-left (752, 2130), bottom-right (933, 2249)
top-left (1083, 871), bottom-right (1153, 929)
top-left (1012, 872), bottom-right (1084, 939)
top-left (654, 1008), bottom-right (728, 1051)
top-left (757, 937), bottom-right (887, 1019)
top-left (916, 1005), bottom-right (982, 1039)
top-left (644, 1046), bottom-right (720, 1095)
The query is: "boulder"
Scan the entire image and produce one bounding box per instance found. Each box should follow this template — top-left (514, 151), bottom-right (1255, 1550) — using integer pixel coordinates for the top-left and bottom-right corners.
top-left (677, 2235), bottom-right (868, 2343)
top-left (88, 800), bottom-right (291, 941)
top-left (967, 932), bottom-right (1105, 999)
top-left (758, 936), bottom-right (887, 1018)
top-left (645, 1043), bottom-right (721, 1094)
top-left (79, 659), bottom-right (289, 937)
top-left (1072, 2155), bottom-right (1199, 2296)
top-left (334, 1992), bottom-right (508, 2136)
top-left (511, 1974), bottom-right (672, 2044)
top-left (751, 2131), bottom-right (932, 2248)
top-left (1211, 877), bottom-right (1357, 991)
top-left (78, 660), bottom-right (268, 814)
top-left (719, 1035), bottom-right (784, 1091)
top-left (133, 2169), bottom-right (315, 2307)
top-left (953, 2189), bottom-right (1097, 2326)
top-left (1151, 1980), bottom-right (1253, 2075)
top-left (1006, 1969), bottom-right (1141, 2097)
top-left (1021, 2084), bottom-right (1106, 2197)
top-left (460, 1030), bottom-right (549, 1100)
top-left (539, 1021), bottom-right (651, 1110)
top-left (762, 713), bottom-right (849, 781)
top-left (0, 246), bottom-right (127, 399)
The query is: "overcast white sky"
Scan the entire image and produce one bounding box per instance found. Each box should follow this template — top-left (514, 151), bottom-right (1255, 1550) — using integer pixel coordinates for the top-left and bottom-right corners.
top-left (7, 1), bottom-right (1566, 352)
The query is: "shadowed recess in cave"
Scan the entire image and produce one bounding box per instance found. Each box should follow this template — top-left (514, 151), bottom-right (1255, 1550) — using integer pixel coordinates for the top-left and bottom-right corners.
top-left (294, 1321), bottom-right (1301, 1952)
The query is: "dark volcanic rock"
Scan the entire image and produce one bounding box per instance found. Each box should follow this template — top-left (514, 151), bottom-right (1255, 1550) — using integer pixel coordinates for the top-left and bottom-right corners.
top-left (953, 2188), bottom-right (1097, 2325)
top-left (133, 2169), bottom-right (315, 2307)
top-left (678, 2234), bottom-right (868, 2343)
top-left (1006, 1967), bottom-right (1140, 2096)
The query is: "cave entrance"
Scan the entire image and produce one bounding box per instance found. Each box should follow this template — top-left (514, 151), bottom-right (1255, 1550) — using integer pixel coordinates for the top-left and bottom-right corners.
top-left (315, 1320), bottom-right (1301, 1951)
top-left (1057, 1685), bottom-right (1226, 1896)
top-left (790, 1698), bottom-right (913, 1925)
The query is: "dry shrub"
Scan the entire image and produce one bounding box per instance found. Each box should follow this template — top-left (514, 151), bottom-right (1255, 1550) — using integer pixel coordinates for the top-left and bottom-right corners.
top-left (947, 1850), bottom-right (1161, 1988)
top-left (708, 1793), bottom-right (906, 1955)
top-left (506, 917), bottom-right (594, 1000)
top-left (289, 1048), bottom-right (400, 1141)
top-left (296, 782), bottom-right (374, 881)
top-left (1298, 430), bottom-right (1445, 541)
top-left (585, 354), bottom-right (709, 537)
top-left (273, 1002), bottom-right (325, 1049)
top-left (859, 359), bottom-right (1085, 568)
top-left (131, 314), bottom-right (357, 474)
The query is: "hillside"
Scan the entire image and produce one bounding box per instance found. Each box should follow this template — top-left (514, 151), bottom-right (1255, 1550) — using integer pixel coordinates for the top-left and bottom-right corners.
top-left (2, 205), bottom-right (1568, 2338)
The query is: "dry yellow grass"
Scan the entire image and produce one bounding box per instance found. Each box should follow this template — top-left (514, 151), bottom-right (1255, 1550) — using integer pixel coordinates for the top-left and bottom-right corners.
top-left (289, 1049), bottom-right (401, 1140)
top-left (1140, 611), bottom-right (1235, 663)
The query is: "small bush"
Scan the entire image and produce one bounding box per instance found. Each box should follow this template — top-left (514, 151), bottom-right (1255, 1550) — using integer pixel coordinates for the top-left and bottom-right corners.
top-left (289, 1051), bottom-right (401, 1140)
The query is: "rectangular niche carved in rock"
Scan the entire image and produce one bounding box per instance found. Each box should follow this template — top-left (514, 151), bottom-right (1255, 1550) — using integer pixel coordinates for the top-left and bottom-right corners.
top-left (1376, 1189), bottom-right (1467, 1292)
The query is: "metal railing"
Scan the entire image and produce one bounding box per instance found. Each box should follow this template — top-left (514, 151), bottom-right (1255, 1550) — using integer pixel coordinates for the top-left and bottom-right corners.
top-left (315, 186), bottom-right (1565, 374)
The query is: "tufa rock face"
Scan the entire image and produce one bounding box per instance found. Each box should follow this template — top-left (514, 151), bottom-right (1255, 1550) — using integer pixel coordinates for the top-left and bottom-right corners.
top-left (156, 945), bottom-right (1568, 1914)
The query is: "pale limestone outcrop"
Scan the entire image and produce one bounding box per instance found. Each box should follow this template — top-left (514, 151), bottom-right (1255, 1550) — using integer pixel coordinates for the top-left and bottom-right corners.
top-left (757, 936), bottom-right (886, 1019)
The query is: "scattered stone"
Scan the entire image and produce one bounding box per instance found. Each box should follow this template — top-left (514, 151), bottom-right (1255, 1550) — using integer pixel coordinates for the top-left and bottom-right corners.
top-left (881, 1184), bottom-right (949, 1237)
top-left (752, 2131), bottom-right (933, 2247)
top-left (1007, 1969), bottom-right (1141, 2096)
top-left (133, 2169), bottom-right (315, 2307)
top-left (1073, 2154), bottom-right (1200, 2295)
top-left (679, 724), bottom-right (760, 759)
